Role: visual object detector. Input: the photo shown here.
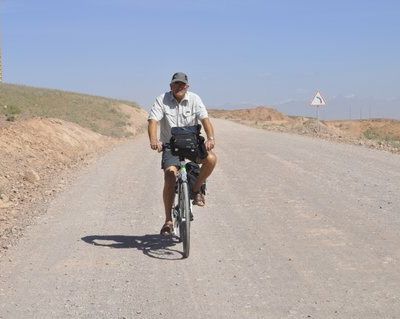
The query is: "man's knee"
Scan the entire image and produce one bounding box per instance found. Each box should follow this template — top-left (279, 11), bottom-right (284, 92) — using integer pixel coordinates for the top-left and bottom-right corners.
top-left (204, 151), bottom-right (217, 167)
top-left (164, 166), bottom-right (178, 184)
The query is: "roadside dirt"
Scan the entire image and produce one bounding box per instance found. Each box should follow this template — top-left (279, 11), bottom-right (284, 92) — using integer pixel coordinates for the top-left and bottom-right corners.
top-left (0, 114), bottom-right (147, 252)
top-left (116, 103), bottom-right (148, 137)
top-left (1, 119), bottom-right (399, 317)
top-left (209, 107), bottom-right (400, 154)
top-left (2, 105), bottom-right (398, 254)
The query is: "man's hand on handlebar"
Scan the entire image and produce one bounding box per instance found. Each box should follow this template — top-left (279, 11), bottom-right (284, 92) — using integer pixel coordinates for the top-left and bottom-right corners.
top-left (150, 140), bottom-right (163, 152)
top-left (205, 138), bottom-right (215, 151)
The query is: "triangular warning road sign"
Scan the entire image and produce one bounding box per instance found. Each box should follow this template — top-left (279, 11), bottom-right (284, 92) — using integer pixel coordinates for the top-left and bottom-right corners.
top-left (310, 91), bottom-right (326, 106)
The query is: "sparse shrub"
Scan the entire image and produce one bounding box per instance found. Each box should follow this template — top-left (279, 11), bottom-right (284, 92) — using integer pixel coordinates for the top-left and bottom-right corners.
top-left (89, 122), bottom-right (100, 132)
top-left (2, 104), bottom-right (21, 117)
top-left (115, 119), bottom-right (127, 127)
top-left (363, 128), bottom-right (379, 140)
top-left (385, 137), bottom-right (400, 149)
top-left (6, 114), bottom-right (16, 121)
top-left (363, 127), bottom-right (400, 149)
top-left (1, 104), bottom-right (21, 121)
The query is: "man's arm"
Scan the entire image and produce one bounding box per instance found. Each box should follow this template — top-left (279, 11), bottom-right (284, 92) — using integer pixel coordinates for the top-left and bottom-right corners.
top-left (200, 117), bottom-right (215, 151)
top-left (148, 95), bottom-right (165, 151)
top-left (148, 119), bottom-right (162, 151)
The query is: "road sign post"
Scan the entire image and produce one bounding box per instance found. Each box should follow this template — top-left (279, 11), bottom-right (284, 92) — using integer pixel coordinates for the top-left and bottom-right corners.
top-left (310, 91), bottom-right (327, 132)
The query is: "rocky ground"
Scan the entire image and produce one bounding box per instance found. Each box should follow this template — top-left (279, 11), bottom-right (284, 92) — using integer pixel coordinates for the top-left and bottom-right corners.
top-left (209, 107), bottom-right (400, 155)
top-left (1, 105), bottom-right (399, 254)
top-left (1, 118), bottom-right (399, 318)
top-left (0, 115), bottom-right (147, 254)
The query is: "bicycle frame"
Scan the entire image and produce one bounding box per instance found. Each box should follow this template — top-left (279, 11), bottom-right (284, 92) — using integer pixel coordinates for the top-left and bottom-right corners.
top-left (172, 156), bottom-right (192, 258)
top-left (161, 143), bottom-right (193, 258)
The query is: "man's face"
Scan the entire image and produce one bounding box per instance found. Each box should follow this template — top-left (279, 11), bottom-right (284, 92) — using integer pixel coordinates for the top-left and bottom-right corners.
top-left (170, 81), bottom-right (189, 100)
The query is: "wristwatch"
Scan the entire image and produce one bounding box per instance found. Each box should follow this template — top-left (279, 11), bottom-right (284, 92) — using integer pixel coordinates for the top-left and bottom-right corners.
top-left (208, 137), bottom-right (215, 141)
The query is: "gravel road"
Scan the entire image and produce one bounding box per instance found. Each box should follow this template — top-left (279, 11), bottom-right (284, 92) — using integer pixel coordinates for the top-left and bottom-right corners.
top-left (1, 118), bottom-right (400, 318)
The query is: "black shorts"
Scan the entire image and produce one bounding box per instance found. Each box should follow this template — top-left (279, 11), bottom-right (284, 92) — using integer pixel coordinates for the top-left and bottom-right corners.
top-left (161, 144), bottom-right (208, 170)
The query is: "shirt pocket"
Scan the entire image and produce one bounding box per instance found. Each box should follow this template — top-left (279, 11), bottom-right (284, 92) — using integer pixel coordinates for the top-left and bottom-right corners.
top-left (182, 106), bottom-right (196, 125)
top-left (164, 107), bottom-right (178, 125)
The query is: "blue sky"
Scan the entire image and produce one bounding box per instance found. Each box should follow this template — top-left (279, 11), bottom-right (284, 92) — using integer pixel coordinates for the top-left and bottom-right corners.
top-left (2, 0), bottom-right (400, 117)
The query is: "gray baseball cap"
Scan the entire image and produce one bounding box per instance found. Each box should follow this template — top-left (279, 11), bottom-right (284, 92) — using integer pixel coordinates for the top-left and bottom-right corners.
top-left (170, 72), bottom-right (188, 84)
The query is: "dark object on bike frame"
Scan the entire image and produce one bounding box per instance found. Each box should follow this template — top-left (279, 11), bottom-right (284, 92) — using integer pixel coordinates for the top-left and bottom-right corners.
top-left (185, 162), bottom-right (206, 198)
top-left (170, 124), bottom-right (207, 162)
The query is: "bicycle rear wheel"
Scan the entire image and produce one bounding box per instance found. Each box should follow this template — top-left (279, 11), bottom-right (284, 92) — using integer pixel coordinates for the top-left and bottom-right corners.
top-left (179, 182), bottom-right (191, 258)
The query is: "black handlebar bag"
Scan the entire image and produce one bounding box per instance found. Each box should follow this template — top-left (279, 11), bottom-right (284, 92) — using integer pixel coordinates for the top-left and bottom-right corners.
top-left (170, 124), bottom-right (207, 162)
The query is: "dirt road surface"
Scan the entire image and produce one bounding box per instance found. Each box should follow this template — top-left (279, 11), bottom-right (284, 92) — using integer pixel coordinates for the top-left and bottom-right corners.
top-left (1, 119), bottom-right (399, 318)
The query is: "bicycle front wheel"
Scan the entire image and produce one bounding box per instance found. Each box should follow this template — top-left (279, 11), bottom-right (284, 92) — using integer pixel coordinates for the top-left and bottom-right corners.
top-left (179, 181), bottom-right (191, 258)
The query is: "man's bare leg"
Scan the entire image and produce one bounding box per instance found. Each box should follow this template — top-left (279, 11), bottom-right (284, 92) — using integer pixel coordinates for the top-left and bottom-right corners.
top-left (192, 151), bottom-right (217, 205)
top-left (163, 166), bottom-right (178, 225)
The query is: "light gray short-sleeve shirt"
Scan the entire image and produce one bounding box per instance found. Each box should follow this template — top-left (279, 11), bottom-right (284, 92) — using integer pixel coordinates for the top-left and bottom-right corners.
top-left (148, 91), bottom-right (208, 143)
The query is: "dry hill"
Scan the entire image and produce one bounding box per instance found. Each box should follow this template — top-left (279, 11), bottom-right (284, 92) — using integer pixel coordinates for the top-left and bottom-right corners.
top-left (0, 84), bottom-right (148, 251)
top-left (0, 83), bottom-right (147, 137)
top-left (209, 107), bottom-right (400, 154)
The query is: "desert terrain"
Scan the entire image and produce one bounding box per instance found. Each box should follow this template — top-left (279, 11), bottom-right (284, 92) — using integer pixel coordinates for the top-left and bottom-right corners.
top-left (209, 107), bottom-right (400, 154)
top-left (1, 118), bottom-right (399, 318)
top-left (2, 93), bottom-right (400, 252)
top-left (0, 84), bottom-right (148, 251)
top-left (1, 84), bottom-right (400, 317)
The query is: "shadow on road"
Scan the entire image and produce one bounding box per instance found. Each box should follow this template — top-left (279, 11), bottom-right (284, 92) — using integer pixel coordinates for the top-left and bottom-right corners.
top-left (81, 234), bottom-right (184, 260)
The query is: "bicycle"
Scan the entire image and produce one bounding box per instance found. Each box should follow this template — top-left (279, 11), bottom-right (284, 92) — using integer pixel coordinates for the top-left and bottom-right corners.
top-left (162, 125), bottom-right (207, 258)
top-left (162, 143), bottom-right (193, 258)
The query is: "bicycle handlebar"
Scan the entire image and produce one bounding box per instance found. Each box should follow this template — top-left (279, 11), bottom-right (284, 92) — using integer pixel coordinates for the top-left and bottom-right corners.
top-left (161, 143), bottom-right (170, 152)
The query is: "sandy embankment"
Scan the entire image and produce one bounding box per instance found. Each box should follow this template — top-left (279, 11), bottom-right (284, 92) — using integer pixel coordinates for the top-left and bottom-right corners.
top-left (0, 112), bottom-right (147, 251)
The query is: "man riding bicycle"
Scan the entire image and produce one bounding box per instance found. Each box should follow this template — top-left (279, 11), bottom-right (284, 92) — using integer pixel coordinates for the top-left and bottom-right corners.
top-left (148, 72), bottom-right (217, 235)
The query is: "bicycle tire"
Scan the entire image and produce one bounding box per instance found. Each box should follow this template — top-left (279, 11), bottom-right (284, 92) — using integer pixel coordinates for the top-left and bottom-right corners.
top-left (179, 181), bottom-right (191, 258)
top-left (172, 204), bottom-right (181, 242)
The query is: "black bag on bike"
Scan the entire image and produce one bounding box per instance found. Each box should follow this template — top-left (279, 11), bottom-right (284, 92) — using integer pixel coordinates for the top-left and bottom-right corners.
top-left (170, 124), bottom-right (202, 161)
top-left (186, 162), bottom-right (206, 197)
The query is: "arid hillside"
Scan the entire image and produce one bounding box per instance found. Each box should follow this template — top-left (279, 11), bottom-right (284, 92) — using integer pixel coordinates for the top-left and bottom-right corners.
top-left (209, 107), bottom-right (400, 154)
top-left (0, 83), bottom-right (147, 137)
top-left (0, 84), bottom-right (148, 250)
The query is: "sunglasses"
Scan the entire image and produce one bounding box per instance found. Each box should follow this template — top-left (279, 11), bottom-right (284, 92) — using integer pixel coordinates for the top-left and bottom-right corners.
top-left (172, 81), bottom-right (188, 87)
